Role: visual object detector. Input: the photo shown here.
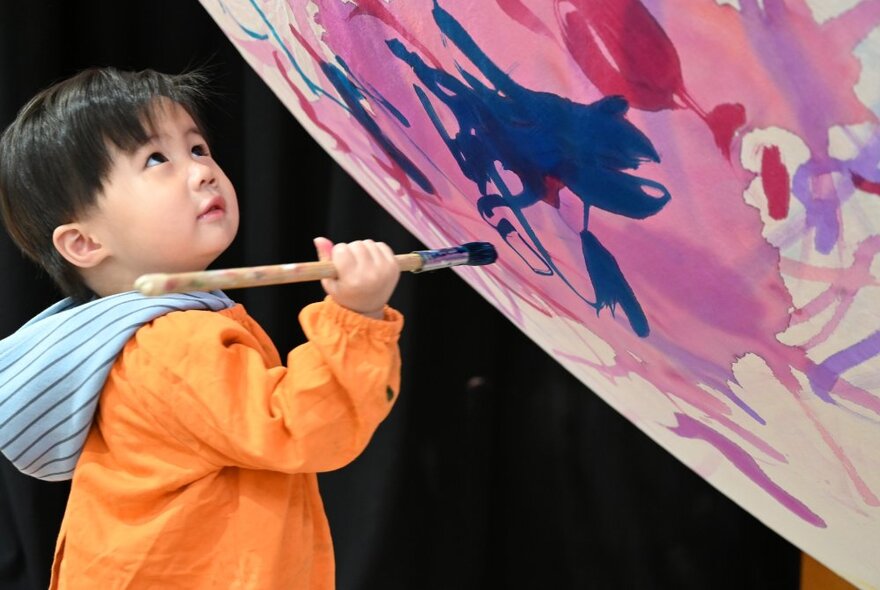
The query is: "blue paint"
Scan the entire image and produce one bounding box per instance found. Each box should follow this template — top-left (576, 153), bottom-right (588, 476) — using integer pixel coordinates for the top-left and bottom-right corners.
top-left (367, 86), bottom-right (411, 128)
top-left (387, 1), bottom-right (671, 336)
top-left (247, 0), bottom-right (346, 109)
top-left (321, 61), bottom-right (435, 194)
top-left (219, 0), bottom-right (269, 40)
top-left (581, 231), bottom-right (649, 337)
top-left (334, 58), bottom-right (412, 128)
top-left (243, 0), bottom-right (434, 191)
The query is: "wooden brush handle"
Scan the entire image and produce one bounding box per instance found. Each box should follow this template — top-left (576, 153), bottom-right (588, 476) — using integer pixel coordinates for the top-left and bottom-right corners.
top-left (135, 253), bottom-right (424, 296)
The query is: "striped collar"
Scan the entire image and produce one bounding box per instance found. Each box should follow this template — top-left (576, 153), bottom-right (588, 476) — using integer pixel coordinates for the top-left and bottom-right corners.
top-left (0, 290), bottom-right (234, 481)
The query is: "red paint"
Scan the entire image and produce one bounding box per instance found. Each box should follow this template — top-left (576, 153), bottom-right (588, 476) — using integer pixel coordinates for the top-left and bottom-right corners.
top-left (273, 51), bottom-right (351, 153)
top-left (760, 145), bottom-right (790, 220)
top-left (557, 0), bottom-right (683, 111)
top-left (542, 176), bottom-right (565, 208)
top-left (556, 0), bottom-right (745, 159)
top-left (349, 0), bottom-right (444, 68)
top-left (852, 172), bottom-right (880, 196)
top-left (286, 23), bottom-right (323, 65)
top-left (705, 103), bottom-right (746, 160)
top-left (497, 0), bottom-right (555, 38)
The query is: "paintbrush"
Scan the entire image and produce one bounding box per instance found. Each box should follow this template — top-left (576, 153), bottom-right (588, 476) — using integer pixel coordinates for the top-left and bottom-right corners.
top-left (133, 242), bottom-right (497, 296)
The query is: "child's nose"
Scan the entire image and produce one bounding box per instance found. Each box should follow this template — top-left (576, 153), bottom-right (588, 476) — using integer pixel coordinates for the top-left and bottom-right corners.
top-left (189, 160), bottom-right (216, 189)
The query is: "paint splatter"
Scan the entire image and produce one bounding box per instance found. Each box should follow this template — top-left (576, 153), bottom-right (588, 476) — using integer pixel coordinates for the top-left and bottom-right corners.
top-left (202, 0), bottom-right (880, 578)
top-left (388, 2), bottom-right (670, 336)
top-left (671, 413), bottom-right (826, 528)
top-left (555, 0), bottom-right (746, 158)
top-left (321, 59), bottom-right (435, 194)
top-left (761, 145), bottom-right (791, 219)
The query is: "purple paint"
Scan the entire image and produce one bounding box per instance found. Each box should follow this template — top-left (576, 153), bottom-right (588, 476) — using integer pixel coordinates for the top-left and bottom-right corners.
top-left (671, 413), bottom-right (826, 527)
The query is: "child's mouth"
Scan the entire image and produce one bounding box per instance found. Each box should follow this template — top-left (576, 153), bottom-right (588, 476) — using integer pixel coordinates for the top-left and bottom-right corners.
top-left (198, 197), bottom-right (225, 221)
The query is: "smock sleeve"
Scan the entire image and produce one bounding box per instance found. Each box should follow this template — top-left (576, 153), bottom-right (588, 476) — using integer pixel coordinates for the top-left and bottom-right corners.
top-left (124, 296), bottom-right (403, 473)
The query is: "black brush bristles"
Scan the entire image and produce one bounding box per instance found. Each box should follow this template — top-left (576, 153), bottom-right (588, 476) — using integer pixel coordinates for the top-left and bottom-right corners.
top-left (460, 242), bottom-right (497, 266)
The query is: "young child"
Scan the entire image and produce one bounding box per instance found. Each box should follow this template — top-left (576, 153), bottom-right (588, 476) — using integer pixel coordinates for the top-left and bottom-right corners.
top-left (0, 67), bottom-right (403, 589)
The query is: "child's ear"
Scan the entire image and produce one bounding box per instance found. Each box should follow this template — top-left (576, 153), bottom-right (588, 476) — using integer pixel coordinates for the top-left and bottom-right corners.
top-left (52, 223), bottom-right (109, 269)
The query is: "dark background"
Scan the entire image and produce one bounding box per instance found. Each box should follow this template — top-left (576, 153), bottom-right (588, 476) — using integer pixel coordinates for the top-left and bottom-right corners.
top-left (0, 2), bottom-right (800, 589)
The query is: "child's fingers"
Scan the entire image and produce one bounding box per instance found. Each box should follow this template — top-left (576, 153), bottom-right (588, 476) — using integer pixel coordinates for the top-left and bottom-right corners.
top-left (375, 241), bottom-right (396, 266)
top-left (331, 241), bottom-right (357, 273)
top-left (359, 240), bottom-right (394, 272)
top-left (320, 239), bottom-right (399, 316)
top-left (314, 237), bottom-right (337, 295)
top-left (360, 239), bottom-right (385, 268)
top-left (340, 240), bottom-right (367, 272)
top-left (313, 237), bottom-right (333, 262)
top-left (368, 242), bottom-right (395, 282)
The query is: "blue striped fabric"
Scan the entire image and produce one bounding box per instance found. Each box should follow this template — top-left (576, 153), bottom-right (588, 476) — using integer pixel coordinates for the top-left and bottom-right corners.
top-left (0, 290), bottom-right (234, 481)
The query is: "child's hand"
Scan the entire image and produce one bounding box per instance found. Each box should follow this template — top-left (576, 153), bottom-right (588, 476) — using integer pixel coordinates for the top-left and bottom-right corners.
top-left (314, 237), bottom-right (400, 319)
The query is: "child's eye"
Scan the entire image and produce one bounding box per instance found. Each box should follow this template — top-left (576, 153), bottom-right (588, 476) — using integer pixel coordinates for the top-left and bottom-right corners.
top-left (146, 152), bottom-right (167, 167)
top-left (192, 144), bottom-right (210, 157)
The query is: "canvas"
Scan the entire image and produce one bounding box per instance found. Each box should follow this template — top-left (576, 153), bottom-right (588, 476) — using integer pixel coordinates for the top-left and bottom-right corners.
top-left (198, 1), bottom-right (880, 585)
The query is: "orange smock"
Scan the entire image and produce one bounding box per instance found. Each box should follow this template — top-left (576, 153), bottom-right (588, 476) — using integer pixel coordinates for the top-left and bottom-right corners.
top-left (50, 297), bottom-right (403, 589)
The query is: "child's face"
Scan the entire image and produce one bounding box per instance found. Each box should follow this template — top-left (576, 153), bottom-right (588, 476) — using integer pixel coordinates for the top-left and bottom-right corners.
top-left (82, 100), bottom-right (239, 291)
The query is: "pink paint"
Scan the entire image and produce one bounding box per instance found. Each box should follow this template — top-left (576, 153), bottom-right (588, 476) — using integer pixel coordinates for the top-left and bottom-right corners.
top-left (783, 236), bottom-right (880, 351)
top-left (496, 0), bottom-right (555, 38)
top-left (302, 1), bottom-right (879, 524)
top-left (347, 0), bottom-right (445, 69)
top-left (273, 51), bottom-right (351, 153)
top-left (203, 1), bottom-right (880, 570)
top-left (713, 413), bottom-right (787, 463)
top-left (792, 393), bottom-right (880, 507)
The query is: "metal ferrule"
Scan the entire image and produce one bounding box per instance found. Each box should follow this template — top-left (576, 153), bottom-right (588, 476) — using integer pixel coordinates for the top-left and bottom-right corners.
top-left (414, 246), bottom-right (470, 272)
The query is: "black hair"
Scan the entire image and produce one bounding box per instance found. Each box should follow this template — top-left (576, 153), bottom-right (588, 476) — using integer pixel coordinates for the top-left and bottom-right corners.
top-left (0, 67), bottom-right (209, 300)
